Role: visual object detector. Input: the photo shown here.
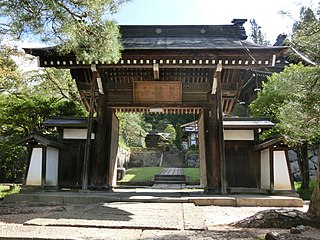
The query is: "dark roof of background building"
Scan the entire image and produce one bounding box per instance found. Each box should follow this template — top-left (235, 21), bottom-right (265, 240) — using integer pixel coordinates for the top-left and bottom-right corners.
top-left (43, 117), bottom-right (90, 128)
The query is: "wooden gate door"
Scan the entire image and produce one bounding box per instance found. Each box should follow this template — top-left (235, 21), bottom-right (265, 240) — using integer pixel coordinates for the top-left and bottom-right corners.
top-left (225, 141), bottom-right (259, 189)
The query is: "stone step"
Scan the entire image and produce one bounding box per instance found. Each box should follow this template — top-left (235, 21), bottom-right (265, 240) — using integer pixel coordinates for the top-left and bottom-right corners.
top-left (154, 175), bottom-right (187, 184)
top-left (154, 174), bottom-right (186, 178)
top-left (153, 180), bottom-right (186, 184)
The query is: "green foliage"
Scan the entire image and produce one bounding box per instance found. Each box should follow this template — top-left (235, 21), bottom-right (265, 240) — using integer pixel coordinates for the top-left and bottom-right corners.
top-left (117, 167), bottom-right (163, 185)
top-left (0, 48), bottom-right (23, 94)
top-left (250, 63), bottom-right (320, 146)
top-left (117, 113), bottom-right (147, 148)
top-left (0, 184), bottom-right (20, 198)
top-left (249, 19), bottom-right (270, 46)
top-left (28, 68), bottom-right (84, 103)
top-left (0, 93), bottom-right (86, 182)
top-left (0, 142), bottom-right (26, 182)
top-left (0, 46), bottom-right (87, 182)
top-left (229, 103), bottom-right (248, 117)
top-left (290, 6), bottom-right (320, 63)
top-left (164, 124), bottom-right (176, 144)
top-left (174, 123), bottom-right (183, 150)
top-left (59, 21), bottom-right (123, 63)
top-left (277, 64), bottom-right (319, 146)
top-left (144, 114), bottom-right (195, 132)
top-left (0, 94), bottom-right (85, 137)
top-left (295, 180), bottom-right (317, 200)
top-left (183, 168), bottom-right (200, 184)
top-left (188, 144), bottom-right (199, 151)
top-left (0, 0), bottom-right (128, 63)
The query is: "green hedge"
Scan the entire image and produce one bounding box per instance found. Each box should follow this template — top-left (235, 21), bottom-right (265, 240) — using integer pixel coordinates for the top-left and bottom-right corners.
top-left (295, 180), bottom-right (317, 200)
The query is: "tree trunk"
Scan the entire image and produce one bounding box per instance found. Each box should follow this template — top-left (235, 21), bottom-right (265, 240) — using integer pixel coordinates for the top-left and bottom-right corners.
top-left (297, 144), bottom-right (310, 190)
top-left (307, 144), bottom-right (320, 218)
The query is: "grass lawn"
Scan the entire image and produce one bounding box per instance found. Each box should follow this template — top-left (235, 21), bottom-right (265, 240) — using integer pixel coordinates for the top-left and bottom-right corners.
top-left (183, 168), bottom-right (200, 184)
top-left (118, 167), bottom-right (164, 185)
top-left (0, 184), bottom-right (20, 199)
top-left (117, 167), bottom-right (201, 185)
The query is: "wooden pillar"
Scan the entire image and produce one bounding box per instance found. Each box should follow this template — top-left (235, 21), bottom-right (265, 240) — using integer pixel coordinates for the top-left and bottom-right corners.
top-left (89, 79), bottom-right (119, 190)
top-left (90, 92), bottom-right (113, 189)
top-left (270, 147), bottom-right (275, 193)
top-left (204, 63), bottom-right (226, 194)
top-left (198, 112), bottom-right (207, 188)
top-left (41, 147), bottom-right (47, 187)
top-left (203, 108), bottom-right (220, 192)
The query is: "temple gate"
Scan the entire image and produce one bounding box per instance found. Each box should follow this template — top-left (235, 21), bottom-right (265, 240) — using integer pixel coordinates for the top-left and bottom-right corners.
top-left (25, 19), bottom-right (288, 193)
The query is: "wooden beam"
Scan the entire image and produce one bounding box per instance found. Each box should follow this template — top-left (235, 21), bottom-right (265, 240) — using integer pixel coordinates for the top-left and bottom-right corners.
top-left (254, 138), bottom-right (281, 151)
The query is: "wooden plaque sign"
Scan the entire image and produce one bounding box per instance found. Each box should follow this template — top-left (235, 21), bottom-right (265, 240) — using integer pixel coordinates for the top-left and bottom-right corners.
top-left (133, 81), bottom-right (182, 103)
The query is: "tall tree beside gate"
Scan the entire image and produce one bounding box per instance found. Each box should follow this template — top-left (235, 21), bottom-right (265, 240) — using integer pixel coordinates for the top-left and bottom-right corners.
top-left (251, 4), bottom-right (320, 217)
top-left (280, 5), bottom-right (320, 218)
top-left (0, 0), bottom-right (128, 63)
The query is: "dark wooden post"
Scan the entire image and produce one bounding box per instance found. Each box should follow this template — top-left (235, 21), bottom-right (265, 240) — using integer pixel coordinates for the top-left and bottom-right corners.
top-left (270, 147), bottom-right (274, 193)
top-left (87, 69), bottom-right (119, 190)
top-left (203, 108), bottom-right (220, 192)
top-left (41, 147), bottom-right (47, 187)
top-left (215, 66), bottom-right (227, 194)
top-left (205, 64), bottom-right (226, 194)
top-left (90, 94), bottom-right (114, 189)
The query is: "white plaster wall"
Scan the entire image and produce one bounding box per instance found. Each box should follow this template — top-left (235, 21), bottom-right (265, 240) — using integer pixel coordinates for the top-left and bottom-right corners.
top-left (224, 130), bottom-right (254, 141)
top-left (26, 148), bottom-right (42, 186)
top-left (63, 128), bottom-right (94, 139)
top-left (45, 147), bottom-right (59, 186)
top-left (190, 133), bottom-right (197, 145)
top-left (273, 150), bottom-right (292, 190)
top-left (260, 149), bottom-right (270, 190)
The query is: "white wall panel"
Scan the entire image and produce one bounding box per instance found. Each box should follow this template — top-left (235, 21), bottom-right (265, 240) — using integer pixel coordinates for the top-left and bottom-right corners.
top-left (274, 150), bottom-right (292, 190)
top-left (45, 147), bottom-right (59, 186)
top-left (224, 130), bottom-right (254, 141)
top-left (260, 149), bottom-right (270, 190)
top-left (26, 148), bottom-right (42, 186)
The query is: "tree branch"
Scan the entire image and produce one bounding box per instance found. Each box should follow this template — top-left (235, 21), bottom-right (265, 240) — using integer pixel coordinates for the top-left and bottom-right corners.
top-left (52, 0), bottom-right (86, 21)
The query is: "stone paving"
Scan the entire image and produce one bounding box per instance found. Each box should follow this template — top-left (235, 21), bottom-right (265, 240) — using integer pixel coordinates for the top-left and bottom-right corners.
top-left (25, 202), bottom-right (206, 231)
top-left (0, 200), bottom-right (316, 240)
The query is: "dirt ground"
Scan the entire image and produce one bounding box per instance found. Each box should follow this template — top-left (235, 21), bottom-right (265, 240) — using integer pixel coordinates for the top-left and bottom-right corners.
top-left (0, 200), bottom-right (320, 240)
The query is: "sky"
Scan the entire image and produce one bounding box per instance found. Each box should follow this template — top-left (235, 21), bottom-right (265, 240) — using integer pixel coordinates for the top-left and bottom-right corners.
top-left (113, 0), bottom-right (317, 43)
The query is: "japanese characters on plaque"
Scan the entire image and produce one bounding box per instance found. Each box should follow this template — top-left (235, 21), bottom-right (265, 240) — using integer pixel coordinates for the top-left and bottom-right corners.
top-left (133, 81), bottom-right (182, 103)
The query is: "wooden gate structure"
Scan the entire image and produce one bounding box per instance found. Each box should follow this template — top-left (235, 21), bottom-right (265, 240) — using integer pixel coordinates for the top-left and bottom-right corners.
top-left (25, 19), bottom-right (288, 193)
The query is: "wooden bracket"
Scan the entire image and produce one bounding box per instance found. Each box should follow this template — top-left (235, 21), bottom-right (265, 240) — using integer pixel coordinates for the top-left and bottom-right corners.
top-left (211, 63), bottom-right (222, 94)
top-left (153, 63), bottom-right (159, 80)
top-left (91, 64), bottom-right (104, 94)
top-left (97, 76), bottom-right (104, 94)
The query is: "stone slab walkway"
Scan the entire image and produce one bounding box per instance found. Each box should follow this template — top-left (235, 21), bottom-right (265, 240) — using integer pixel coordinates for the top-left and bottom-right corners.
top-left (158, 168), bottom-right (184, 175)
top-left (24, 202), bottom-right (207, 231)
